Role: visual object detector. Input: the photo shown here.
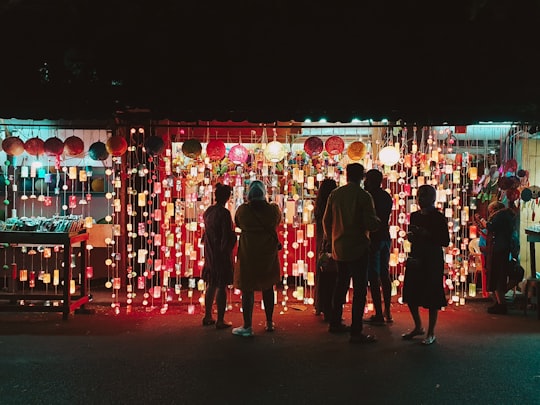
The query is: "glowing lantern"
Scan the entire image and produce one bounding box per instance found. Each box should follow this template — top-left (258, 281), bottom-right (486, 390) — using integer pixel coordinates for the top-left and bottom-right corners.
top-left (64, 136), bottom-right (85, 156)
top-left (347, 141), bottom-right (367, 161)
top-left (144, 136), bottom-right (165, 156)
top-left (206, 140), bottom-right (226, 160)
top-left (106, 136), bottom-right (128, 156)
top-left (264, 140), bottom-right (285, 162)
top-left (325, 136), bottom-right (345, 155)
top-left (91, 178), bottom-right (105, 192)
top-left (181, 139), bottom-right (202, 158)
top-left (468, 167), bottom-right (478, 180)
top-left (303, 136), bottom-right (323, 157)
top-left (24, 137), bottom-right (45, 156)
top-left (1, 137), bottom-right (25, 156)
top-left (228, 144), bottom-right (249, 164)
top-left (379, 145), bottom-right (400, 166)
top-left (44, 137), bottom-right (64, 156)
top-left (88, 141), bottom-right (109, 161)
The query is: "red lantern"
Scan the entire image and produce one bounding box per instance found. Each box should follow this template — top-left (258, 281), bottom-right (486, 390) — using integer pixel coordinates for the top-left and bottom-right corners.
top-left (24, 137), bottom-right (45, 156)
top-left (228, 144), bottom-right (249, 164)
top-left (1, 137), bottom-right (25, 156)
top-left (325, 136), bottom-right (344, 155)
top-left (106, 136), bottom-right (128, 157)
top-left (44, 137), bottom-right (64, 156)
top-left (347, 141), bottom-right (367, 161)
top-left (303, 136), bottom-right (323, 157)
top-left (206, 140), bottom-right (226, 161)
top-left (64, 136), bottom-right (85, 156)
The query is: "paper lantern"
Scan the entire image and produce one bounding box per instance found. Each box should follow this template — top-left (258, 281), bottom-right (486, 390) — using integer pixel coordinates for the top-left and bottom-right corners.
top-left (24, 137), bottom-right (45, 156)
top-left (64, 136), bottom-right (85, 156)
top-left (347, 141), bottom-right (367, 161)
top-left (91, 178), bottom-right (105, 192)
top-left (181, 139), bottom-right (202, 159)
top-left (228, 144), bottom-right (249, 164)
top-left (206, 140), bottom-right (226, 161)
top-left (379, 146), bottom-right (400, 166)
top-left (468, 167), bottom-right (478, 180)
top-left (264, 141), bottom-right (285, 163)
top-left (303, 136), bottom-right (323, 157)
top-left (1, 137), bottom-right (25, 156)
top-left (88, 141), bottom-right (109, 161)
top-left (106, 136), bottom-right (128, 156)
top-left (325, 136), bottom-right (345, 155)
top-left (44, 137), bottom-right (64, 156)
top-left (144, 136), bottom-right (165, 156)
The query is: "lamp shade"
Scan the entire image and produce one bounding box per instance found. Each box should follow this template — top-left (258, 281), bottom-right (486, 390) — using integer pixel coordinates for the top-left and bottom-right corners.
top-left (2, 137), bottom-right (25, 156)
top-left (106, 136), bottom-right (128, 156)
top-left (228, 144), bottom-right (249, 164)
top-left (379, 146), bottom-right (400, 166)
top-left (144, 136), bottom-right (165, 156)
top-left (181, 139), bottom-right (202, 159)
top-left (303, 136), bottom-right (323, 157)
top-left (24, 137), bottom-right (45, 156)
top-left (324, 136), bottom-right (345, 155)
top-left (44, 137), bottom-right (64, 156)
top-left (64, 136), bottom-right (85, 156)
top-left (206, 140), bottom-right (226, 161)
top-left (264, 140), bottom-right (285, 163)
top-left (88, 141), bottom-right (110, 161)
top-left (347, 141), bottom-right (367, 161)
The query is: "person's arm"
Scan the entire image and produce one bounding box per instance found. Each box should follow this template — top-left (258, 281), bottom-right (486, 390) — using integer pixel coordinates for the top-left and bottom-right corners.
top-left (362, 193), bottom-right (381, 232)
top-left (322, 194), bottom-right (333, 241)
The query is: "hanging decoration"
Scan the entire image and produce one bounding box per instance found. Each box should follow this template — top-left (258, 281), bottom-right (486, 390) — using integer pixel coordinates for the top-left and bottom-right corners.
top-left (64, 135), bottom-right (85, 156)
top-left (44, 137), bottom-right (64, 156)
top-left (24, 137), bottom-right (45, 156)
top-left (181, 139), bottom-right (202, 159)
top-left (206, 140), bottom-right (226, 161)
top-left (106, 135), bottom-right (128, 156)
top-left (347, 141), bottom-right (367, 161)
top-left (88, 141), bottom-right (109, 161)
top-left (1, 136), bottom-right (25, 156)
top-left (303, 136), bottom-right (323, 157)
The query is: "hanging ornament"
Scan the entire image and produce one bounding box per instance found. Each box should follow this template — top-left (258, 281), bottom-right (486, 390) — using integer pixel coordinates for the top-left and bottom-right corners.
top-left (206, 140), bottom-right (226, 161)
top-left (264, 140), bottom-right (285, 163)
top-left (503, 159), bottom-right (518, 173)
top-left (325, 136), bottom-right (345, 155)
top-left (521, 188), bottom-right (533, 202)
top-left (181, 139), bottom-right (202, 158)
top-left (106, 135), bottom-right (128, 156)
top-left (347, 141), bottom-right (367, 161)
top-left (144, 136), bottom-right (165, 156)
top-left (64, 135), bottom-right (85, 156)
top-left (1, 136), bottom-right (25, 156)
top-left (303, 136), bottom-right (323, 157)
top-left (91, 177), bottom-right (105, 192)
top-left (44, 137), bottom-right (64, 156)
top-left (379, 145), bottom-right (400, 166)
top-left (228, 144), bottom-right (249, 164)
top-left (24, 137), bottom-right (45, 156)
top-left (88, 141), bottom-right (110, 161)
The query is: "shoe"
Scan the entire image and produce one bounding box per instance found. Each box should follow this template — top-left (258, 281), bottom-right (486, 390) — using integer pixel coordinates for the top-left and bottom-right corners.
top-left (349, 333), bottom-right (377, 344)
top-left (215, 321), bottom-right (232, 329)
top-left (385, 316), bottom-right (394, 324)
top-left (232, 326), bottom-right (254, 337)
top-left (487, 304), bottom-right (508, 314)
top-left (422, 335), bottom-right (436, 345)
top-left (363, 315), bottom-right (386, 326)
top-left (328, 324), bottom-right (351, 334)
top-left (401, 328), bottom-right (425, 340)
top-left (202, 317), bottom-right (216, 326)
top-left (265, 321), bottom-right (275, 332)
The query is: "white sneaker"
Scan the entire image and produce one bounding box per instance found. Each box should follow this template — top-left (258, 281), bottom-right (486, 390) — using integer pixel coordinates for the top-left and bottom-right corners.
top-left (232, 326), bottom-right (253, 337)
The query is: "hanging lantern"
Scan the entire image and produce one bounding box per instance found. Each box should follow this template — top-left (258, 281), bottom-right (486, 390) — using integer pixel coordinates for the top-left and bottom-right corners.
top-left (347, 141), bottom-right (367, 161)
top-left (181, 139), bottom-right (202, 158)
top-left (106, 135), bottom-right (128, 156)
top-left (44, 137), bottom-right (64, 156)
top-left (24, 137), bottom-right (45, 156)
top-left (88, 141), bottom-right (110, 161)
top-left (303, 136), bottom-right (323, 157)
top-left (264, 140), bottom-right (285, 162)
top-left (325, 136), bottom-right (345, 155)
top-left (228, 144), bottom-right (249, 164)
top-left (379, 145), bottom-right (400, 166)
top-left (64, 136), bottom-right (85, 156)
top-left (206, 140), bottom-right (226, 161)
top-left (468, 167), bottom-right (478, 181)
top-left (1, 137), bottom-right (25, 156)
top-left (144, 136), bottom-right (165, 156)
top-left (91, 178), bottom-right (105, 192)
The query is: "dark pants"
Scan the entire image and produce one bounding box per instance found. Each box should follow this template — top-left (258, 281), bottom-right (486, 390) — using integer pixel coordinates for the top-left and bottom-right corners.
top-left (329, 255), bottom-right (369, 335)
top-left (368, 240), bottom-right (392, 317)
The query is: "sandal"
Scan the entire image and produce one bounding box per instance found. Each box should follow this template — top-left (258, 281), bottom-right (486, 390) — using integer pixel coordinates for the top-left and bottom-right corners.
top-left (401, 328), bottom-right (425, 340)
top-left (202, 317), bottom-right (216, 326)
top-left (422, 335), bottom-right (436, 345)
top-left (265, 322), bottom-right (275, 332)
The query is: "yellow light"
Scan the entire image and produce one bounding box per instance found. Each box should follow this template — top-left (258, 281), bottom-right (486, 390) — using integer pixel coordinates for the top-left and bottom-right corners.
top-left (379, 146), bottom-right (400, 166)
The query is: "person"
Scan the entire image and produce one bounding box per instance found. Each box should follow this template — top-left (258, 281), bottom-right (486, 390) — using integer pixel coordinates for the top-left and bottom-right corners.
top-left (363, 169), bottom-right (394, 325)
top-left (313, 178), bottom-right (338, 322)
top-left (483, 201), bottom-right (517, 314)
top-left (232, 180), bottom-right (282, 337)
top-left (201, 183), bottom-right (237, 329)
top-left (402, 185), bottom-right (450, 345)
top-left (323, 163), bottom-right (380, 344)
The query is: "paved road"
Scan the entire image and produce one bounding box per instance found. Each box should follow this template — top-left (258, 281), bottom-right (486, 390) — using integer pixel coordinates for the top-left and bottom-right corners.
top-left (0, 293), bottom-right (539, 405)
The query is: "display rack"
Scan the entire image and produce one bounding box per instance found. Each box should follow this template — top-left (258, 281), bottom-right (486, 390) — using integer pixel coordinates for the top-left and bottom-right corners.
top-left (0, 231), bottom-right (91, 320)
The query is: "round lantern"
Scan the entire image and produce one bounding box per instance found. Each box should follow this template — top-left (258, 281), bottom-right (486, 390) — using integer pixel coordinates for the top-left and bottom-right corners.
top-left (106, 136), bottom-right (128, 157)
top-left (325, 136), bottom-right (345, 155)
top-left (2, 137), bottom-right (25, 156)
top-left (44, 137), bottom-right (64, 156)
top-left (347, 141), bottom-right (367, 161)
top-left (91, 177), bottom-right (105, 192)
top-left (264, 140), bottom-right (285, 163)
top-left (228, 144), bottom-right (249, 164)
top-left (521, 188), bottom-right (533, 202)
top-left (64, 136), bottom-right (85, 156)
top-left (88, 141), bottom-right (110, 161)
top-left (181, 139), bottom-right (202, 159)
top-left (24, 137), bottom-right (45, 156)
top-left (144, 136), bottom-right (165, 156)
top-left (206, 140), bottom-right (226, 161)
top-left (379, 146), bottom-right (400, 166)
top-left (303, 136), bottom-right (323, 157)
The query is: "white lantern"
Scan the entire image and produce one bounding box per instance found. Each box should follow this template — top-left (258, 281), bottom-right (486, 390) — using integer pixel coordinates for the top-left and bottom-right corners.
top-left (264, 141), bottom-right (285, 162)
top-left (379, 146), bottom-right (400, 166)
